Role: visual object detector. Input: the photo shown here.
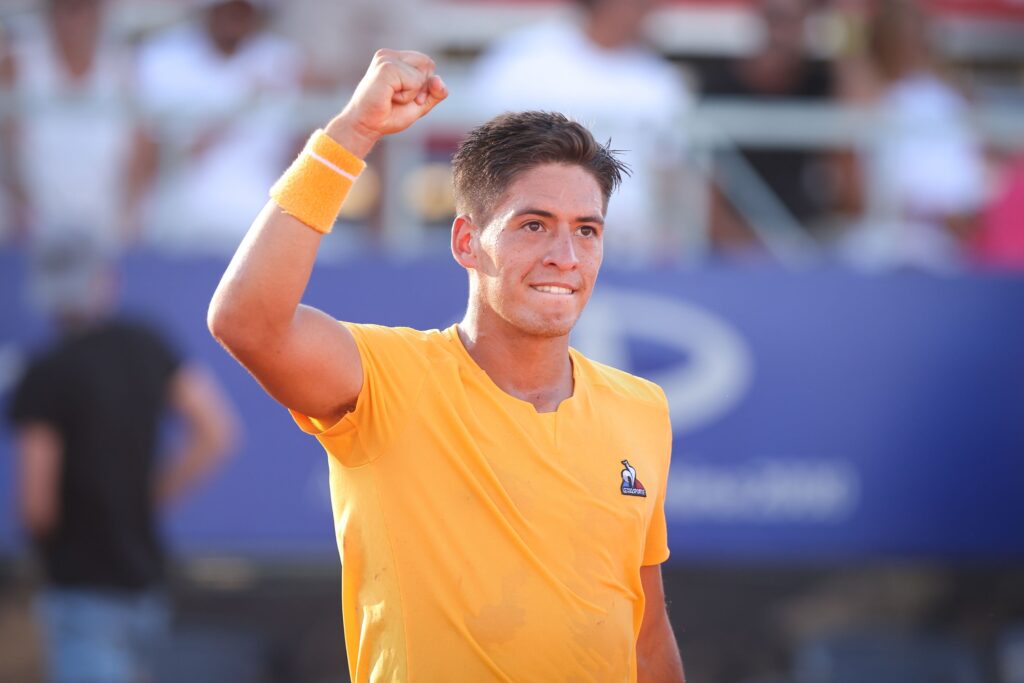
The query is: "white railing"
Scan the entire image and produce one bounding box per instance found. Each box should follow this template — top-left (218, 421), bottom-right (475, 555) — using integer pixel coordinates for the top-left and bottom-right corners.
top-left (2, 91), bottom-right (1022, 264)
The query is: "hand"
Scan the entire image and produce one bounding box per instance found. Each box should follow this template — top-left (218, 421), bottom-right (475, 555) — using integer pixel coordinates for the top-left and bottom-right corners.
top-left (326, 49), bottom-right (447, 158)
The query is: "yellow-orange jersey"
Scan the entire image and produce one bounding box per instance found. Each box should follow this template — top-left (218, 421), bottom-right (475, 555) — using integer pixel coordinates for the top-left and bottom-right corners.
top-left (290, 324), bottom-right (673, 683)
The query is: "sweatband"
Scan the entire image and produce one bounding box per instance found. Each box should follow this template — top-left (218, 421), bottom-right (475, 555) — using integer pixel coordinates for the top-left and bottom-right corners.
top-left (270, 129), bottom-right (367, 234)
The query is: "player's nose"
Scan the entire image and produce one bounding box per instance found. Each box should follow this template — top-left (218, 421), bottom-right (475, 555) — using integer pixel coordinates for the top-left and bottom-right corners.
top-left (543, 229), bottom-right (579, 271)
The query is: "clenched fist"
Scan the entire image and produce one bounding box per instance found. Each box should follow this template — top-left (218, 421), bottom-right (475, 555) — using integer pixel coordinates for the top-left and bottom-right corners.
top-left (326, 49), bottom-right (448, 158)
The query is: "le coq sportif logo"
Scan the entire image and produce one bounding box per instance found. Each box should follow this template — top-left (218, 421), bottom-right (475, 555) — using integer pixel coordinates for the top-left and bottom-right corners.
top-left (620, 460), bottom-right (647, 497)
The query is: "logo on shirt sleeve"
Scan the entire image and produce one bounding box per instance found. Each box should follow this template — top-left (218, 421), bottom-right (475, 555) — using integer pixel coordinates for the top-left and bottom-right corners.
top-left (620, 460), bottom-right (647, 497)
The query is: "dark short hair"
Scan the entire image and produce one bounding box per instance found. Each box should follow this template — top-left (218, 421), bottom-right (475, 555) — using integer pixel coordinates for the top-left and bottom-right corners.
top-left (451, 111), bottom-right (629, 223)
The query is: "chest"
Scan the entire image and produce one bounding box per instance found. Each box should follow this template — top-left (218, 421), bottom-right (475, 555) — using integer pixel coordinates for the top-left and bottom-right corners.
top-left (391, 369), bottom-right (665, 552)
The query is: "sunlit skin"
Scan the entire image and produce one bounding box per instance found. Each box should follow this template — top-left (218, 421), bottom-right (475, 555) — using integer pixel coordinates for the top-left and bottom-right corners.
top-left (452, 163), bottom-right (605, 410)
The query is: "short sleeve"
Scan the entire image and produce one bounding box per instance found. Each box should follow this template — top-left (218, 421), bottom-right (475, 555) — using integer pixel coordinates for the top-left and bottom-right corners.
top-left (7, 357), bottom-right (62, 428)
top-left (642, 396), bottom-right (673, 566)
top-left (288, 323), bottom-right (433, 467)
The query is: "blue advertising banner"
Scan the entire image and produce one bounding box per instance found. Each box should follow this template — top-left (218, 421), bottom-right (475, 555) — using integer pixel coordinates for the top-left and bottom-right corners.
top-left (2, 249), bottom-right (1023, 563)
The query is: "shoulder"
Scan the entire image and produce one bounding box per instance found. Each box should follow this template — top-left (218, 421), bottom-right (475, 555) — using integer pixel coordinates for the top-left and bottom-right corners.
top-left (244, 31), bottom-right (302, 62)
top-left (4, 14), bottom-right (51, 82)
top-left (107, 318), bottom-right (182, 372)
top-left (484, 20), bottom-right (574, 58)
top-left (109, 316), bottom-right (170, 344)
top-left (4, 13), bottom-right (37, 52)
top-left (136, 26), bottom-right (202, 92)
top-left (344, 322), bottom-right (441, 344)
top-left (138, 25), bottom-right (201, 62)
top-left (7, 346), bottom-right (64, 424)
top-left (472, 20), bottom-right (579, 83)
top-left (344, 323), bottom-right (450, 363)
top-left (572, 350), bottom-right (668, 412)
top-left (887, 73), bottom-right (967, 114)
top-left (16, 348), bottom-right (60, 387)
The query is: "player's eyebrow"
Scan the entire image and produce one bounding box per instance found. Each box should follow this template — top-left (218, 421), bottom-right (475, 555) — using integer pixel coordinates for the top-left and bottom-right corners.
top-left (513, 208), bottom-right (604, 225)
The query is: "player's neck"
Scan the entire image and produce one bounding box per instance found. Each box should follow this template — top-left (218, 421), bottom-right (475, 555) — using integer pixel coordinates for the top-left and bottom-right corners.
top-left (456, 315), bottom-right (573, 413)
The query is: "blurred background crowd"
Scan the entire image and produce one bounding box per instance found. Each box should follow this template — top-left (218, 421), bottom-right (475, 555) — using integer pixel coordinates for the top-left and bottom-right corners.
top-left (1, 0), bottom-right (1023, 681)
top-left (0, 0), bottom-right (1020, 268)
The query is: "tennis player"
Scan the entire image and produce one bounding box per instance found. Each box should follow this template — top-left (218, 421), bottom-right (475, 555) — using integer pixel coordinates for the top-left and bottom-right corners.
top-left (209, 49), bottom-right (684, 682)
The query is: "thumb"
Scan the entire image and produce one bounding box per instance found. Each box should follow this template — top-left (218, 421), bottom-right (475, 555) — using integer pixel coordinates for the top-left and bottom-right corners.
top-left (415, 75), bottom-right (448, 114)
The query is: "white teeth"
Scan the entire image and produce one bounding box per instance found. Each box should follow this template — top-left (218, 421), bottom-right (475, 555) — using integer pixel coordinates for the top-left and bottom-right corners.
top-left (532, 285), bottom-right (574, 295)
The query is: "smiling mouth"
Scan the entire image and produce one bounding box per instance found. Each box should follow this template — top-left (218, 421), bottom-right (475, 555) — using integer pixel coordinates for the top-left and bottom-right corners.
top-left (531, 285), bottom-right (575, 296)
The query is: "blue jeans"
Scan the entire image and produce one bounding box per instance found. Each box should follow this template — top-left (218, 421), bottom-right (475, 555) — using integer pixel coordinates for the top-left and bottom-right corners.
top-left (37, 588), bottom-right (169, 683)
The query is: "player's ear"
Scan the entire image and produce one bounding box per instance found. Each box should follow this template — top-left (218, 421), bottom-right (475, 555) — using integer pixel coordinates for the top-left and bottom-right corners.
top-left (451, 214), bottom-right (479, 270)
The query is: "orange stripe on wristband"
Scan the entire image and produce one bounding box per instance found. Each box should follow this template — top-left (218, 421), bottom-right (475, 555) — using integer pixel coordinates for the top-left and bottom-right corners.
top-left (269, 129), bottom-right (367, 234)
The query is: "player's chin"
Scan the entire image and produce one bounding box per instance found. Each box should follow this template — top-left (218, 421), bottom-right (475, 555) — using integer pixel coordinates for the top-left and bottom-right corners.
top-left (520, 311), bottom-right (578, 339)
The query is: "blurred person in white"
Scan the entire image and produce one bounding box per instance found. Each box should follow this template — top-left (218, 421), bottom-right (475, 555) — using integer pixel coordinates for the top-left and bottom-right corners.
top-left (275, 0), bottom-right (422, 90)
top-left (841, 0), bottom-right (987, 271)
top-left (0, 0), bottom-right (150, 250)
top-left (136, 0), bottom-right (304, 254)
top-left (7, 232), bottom-right (237, 683)
top-left (469, 0), bottom-right (692, 266)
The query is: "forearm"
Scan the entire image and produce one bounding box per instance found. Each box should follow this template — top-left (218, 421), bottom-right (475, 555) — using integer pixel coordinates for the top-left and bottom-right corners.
top-left (154, 435), bottom-right (228, 507)
top-left (158, 365), bottom-right (237, 508)
top-left (153, 417), bottom-right (234, 507)
top-left (208, 201), bottom-right (323, 352)
top-left (637, 615), bottom-right (685, 683)
top-left (16, 424), bottom-right (62, 539)
top-left (638, 643), bottom-right (685, 682)
top-left (208, 50), bottom-right (444, 421)
top-left (208, 119), bottom-right (372, 356)
top-left (325, 113), bottom-right (379, 160)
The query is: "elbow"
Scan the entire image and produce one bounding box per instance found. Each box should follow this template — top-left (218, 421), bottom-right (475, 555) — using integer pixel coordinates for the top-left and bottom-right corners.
top-left (207, 293), bottom-right (234, 348)
top-left (207, 293), bottom-right (256, 358)
top-left (207, 290), bottom-right (281, 361)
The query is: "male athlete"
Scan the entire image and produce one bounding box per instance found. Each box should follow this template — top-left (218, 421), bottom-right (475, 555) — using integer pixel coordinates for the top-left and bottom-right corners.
top-left (209, 49), bottom-right (684, 682)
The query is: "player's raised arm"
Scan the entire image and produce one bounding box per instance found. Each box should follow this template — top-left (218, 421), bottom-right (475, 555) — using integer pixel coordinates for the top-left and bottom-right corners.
top-left (207, 50), bottom-right (447, 425)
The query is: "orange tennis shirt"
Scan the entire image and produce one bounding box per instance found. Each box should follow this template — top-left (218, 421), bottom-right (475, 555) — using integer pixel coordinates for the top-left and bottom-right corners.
top-left (290, 324), bottom-right (673, 682)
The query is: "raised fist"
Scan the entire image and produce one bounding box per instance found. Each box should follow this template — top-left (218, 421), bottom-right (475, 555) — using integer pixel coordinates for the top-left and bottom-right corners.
top-left (327, 49), bottom-right (448, 157)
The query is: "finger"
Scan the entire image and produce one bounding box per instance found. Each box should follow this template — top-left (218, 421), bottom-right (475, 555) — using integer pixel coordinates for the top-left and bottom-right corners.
top-left (386, 60), bottom-right (428, 105)
top-left (393, 87), bottom-right (418, 105)
top-left (414, 76), bottom-right (434, 106)
top-left (394, 50), bottom-right (436, 76)
top-left (427, 74), bottom-right (447, 100)
top-left (417, 75), bottom-right (448, 115)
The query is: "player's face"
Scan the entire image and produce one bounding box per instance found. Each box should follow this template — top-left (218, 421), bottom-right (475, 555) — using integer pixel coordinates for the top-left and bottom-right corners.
top-left (472, 163), bottom-right (605, 339)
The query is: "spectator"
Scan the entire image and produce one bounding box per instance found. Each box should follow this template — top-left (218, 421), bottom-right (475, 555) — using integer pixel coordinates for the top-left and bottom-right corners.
top-left (841, 0), bottom-right (987, 271)
top-left (8, 233), bottom-right (238, 683)
top-left (136, 0), bottom-right (304, 254)
top-left (699, 0), bottom-right (839, 250)
top-left (276, 0), bottom-right (424, 90)
top-left (0, 0), bottom-right (151, 250)
top-left (468, 0), bottom-right (692, 264)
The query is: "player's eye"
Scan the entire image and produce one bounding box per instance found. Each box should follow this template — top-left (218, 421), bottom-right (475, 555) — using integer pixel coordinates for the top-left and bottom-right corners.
top-left (523, 220), bottom-right (544, 232)
top-left (577, 225), bottom-right (598, 238)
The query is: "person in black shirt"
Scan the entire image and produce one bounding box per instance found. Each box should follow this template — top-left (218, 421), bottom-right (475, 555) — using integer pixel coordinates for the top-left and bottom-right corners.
top-left (8, 235), bottom-right (237, 683)
top-left (699, 0), bottom-right (838, 250)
